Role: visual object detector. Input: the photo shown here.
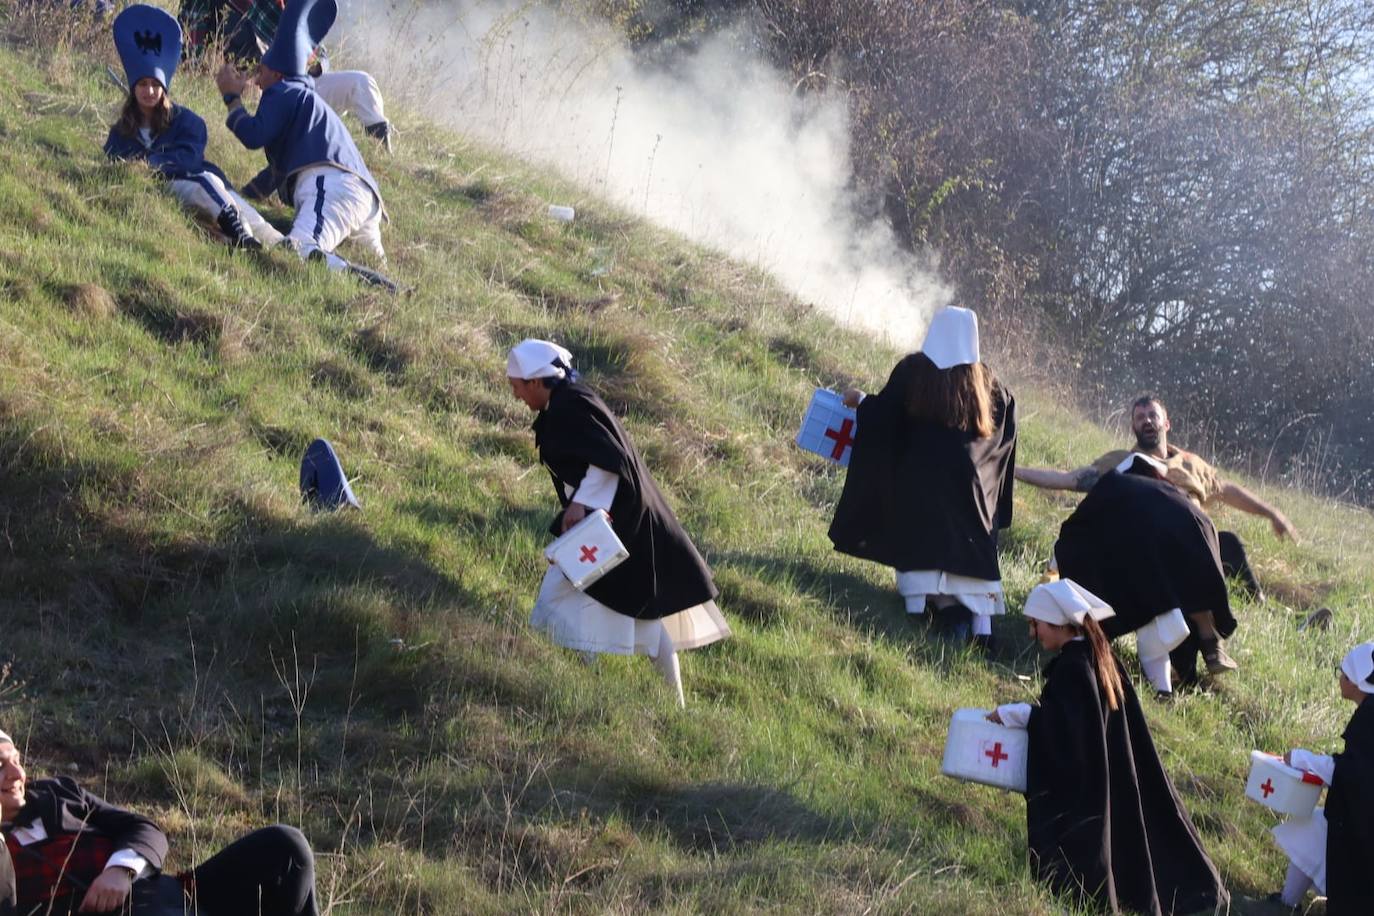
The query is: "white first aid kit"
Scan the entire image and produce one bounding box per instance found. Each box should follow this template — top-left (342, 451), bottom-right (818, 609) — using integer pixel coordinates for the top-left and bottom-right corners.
top-left (795, 388), bottom-right (858, 466)
top-left (1245, 750), bottom-right (1325, 818)
top-left (544, 509), bottom-right (629, 590)
top-left (940, 708), bottom-right (1029, 793)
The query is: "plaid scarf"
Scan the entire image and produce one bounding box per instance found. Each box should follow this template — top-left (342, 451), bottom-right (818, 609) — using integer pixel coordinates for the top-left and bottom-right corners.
top-left (180, 0), bottom-right (286, 61)
top-left (4, 830), bottom-right (117, 913)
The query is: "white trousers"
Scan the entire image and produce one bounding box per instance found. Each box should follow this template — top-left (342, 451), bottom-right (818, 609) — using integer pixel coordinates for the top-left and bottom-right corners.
top-left (895, 569), bottom-right (1005, 617)
top-left (1273, 807), bottom-right (1328, 895)
top-left (169, 173), bottom-right (283, 246)
top-left (287, 166), bottom-right (385, 268)
top-left (1140, 654), bottom-right (1173, 693)
top-left (315, 71), bottom-right (387, 128)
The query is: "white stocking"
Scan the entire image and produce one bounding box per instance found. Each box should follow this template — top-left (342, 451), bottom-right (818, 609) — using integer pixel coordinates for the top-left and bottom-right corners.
top-left (653, 628), bottom-right (685, 708)
top-left (1281, 862), bottom-right (1313, 907)
top-left (1141, 654), bottom-right (1173, 693)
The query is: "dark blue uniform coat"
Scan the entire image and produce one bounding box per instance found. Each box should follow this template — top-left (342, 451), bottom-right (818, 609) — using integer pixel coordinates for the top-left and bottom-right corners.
top-left (225, 76), bottom-right (382, 211)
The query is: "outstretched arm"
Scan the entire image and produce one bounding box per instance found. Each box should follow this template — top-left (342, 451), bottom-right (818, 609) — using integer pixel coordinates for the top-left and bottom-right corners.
top-left (1215, 479), bottom-right (1298, 540)
top-left (1015, 466), bottom-right (1101, 492)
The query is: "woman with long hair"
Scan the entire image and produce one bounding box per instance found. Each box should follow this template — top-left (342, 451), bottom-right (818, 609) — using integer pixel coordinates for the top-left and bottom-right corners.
top-left (828, 306), bottom-right (1017, 649)
top-left (989, 580), bottom-right (1228, 915)
top-left (104, 5), bottom-right (281, 250)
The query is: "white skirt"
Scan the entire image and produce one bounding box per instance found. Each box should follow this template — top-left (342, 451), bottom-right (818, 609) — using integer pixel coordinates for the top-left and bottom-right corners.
top-left (1272, 807), bottom-right (1328, 894)
top-left (895, 569), bottom-right (1005, 617)
top-left (530, 566), bottom-right (731, 657)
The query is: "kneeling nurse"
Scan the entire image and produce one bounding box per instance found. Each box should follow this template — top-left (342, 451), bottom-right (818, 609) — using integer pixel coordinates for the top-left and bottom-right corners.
top-left (989, 580), bottom-right (1228, 915)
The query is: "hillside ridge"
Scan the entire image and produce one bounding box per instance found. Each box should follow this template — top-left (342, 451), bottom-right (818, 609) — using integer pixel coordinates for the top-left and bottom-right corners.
top-left (1, 22), bottom-right (1372, 914)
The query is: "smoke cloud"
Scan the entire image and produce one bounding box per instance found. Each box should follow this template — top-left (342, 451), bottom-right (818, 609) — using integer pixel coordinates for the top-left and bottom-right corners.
top-left (337, 0), bottom-right (949, 345)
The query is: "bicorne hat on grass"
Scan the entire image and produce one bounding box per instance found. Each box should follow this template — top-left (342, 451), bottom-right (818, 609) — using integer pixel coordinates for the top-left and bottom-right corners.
top-left (300, 438), bottom-right (360, 511)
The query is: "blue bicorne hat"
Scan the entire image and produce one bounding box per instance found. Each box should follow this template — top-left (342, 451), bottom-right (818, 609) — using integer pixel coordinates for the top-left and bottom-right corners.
top-left (263, 0), bottom-right (337, 78)
top-left (113, 4), bottom-right (182, 91)
top-left (300, 438), bottom-right (360, 511)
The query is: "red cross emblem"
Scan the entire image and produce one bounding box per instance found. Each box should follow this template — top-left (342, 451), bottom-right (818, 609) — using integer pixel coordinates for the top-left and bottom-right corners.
top-left (984, 742), bottom-right (1009, 768)
top-left (824, 419), bottom-right (856, 460)
top-left (1260, 778), bottom-right (1275, 798)
top-left (578, 545), bottom-right (599, 563)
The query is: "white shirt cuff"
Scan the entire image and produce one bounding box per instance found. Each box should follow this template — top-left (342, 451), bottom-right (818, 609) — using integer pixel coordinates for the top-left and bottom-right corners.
top-left (105, 849), bottom-right (150, 878)
top-left (1289, 749), bottom-right (1337, 785)
top-left (996, 703), bottom-right (1033, 729)
top-left (571, 466), bottom-right (619, 512)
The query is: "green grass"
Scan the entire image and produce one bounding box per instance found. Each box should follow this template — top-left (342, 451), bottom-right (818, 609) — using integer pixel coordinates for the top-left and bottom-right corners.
top-left (1, 15), bottom-right (1372, 914)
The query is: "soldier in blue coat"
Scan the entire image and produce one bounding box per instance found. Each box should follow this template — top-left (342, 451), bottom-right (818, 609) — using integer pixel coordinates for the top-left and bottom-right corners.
top-left (213, 0), bottom-right (392, 287)
top-left (104, 4), bottom-right (281, 250)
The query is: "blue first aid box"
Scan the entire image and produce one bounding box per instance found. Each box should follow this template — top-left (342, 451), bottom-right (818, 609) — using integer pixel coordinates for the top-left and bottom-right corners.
top-left (796, 388), bottom-right (858, 466)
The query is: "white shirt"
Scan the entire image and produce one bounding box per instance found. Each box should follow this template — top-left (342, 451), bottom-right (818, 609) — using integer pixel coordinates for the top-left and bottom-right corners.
top-left (562, 465), bottom-right (619, 512)
top-left (1289, 748), bottom-right (1338, 785)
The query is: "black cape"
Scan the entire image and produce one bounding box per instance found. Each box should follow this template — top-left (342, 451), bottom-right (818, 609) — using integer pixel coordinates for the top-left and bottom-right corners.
top-left (1055, 466), bottom-right (1234, 641)
top-left (827, 356), bottom-right (1017, 580)
top-left (1326, 696), bottom-right (1374, 916)
top-left (1026, 641), bottom-right (1227, 915)
top-left (533, 382), bottom-right (718, 619)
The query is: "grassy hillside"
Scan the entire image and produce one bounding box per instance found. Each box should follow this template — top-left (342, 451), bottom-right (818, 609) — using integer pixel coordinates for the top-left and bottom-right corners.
top-left (2, 13), bottom-right (1373, 914)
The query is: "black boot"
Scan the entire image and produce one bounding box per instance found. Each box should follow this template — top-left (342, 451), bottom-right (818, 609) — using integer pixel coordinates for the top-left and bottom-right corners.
top-left (364, 120), bottom-right (394, 154)
top-left (345, 262), bottom-right (399, 293)
top-left (216, 206), bottom-right (262, 250)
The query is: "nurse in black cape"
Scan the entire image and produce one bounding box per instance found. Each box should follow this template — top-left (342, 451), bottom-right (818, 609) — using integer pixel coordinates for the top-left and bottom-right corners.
top-left (828, 307), bottom-right (1017, 648)
top-left (1054, 452), bottom-right (1236, 697)
top-left (989, 579), bottom-right (1228, 915)
top-left (507, 339), bottom-right (731, 707)
top-left (1266, 640), bottom-right (1374, 914)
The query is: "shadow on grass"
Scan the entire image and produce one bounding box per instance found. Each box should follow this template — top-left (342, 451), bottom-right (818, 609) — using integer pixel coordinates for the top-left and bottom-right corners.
top-left (714, 549), bottom-right (1044, 672)
top-left (0, 401), bottom-right (483, 625)
top-left (396, 497), bottom-right (550, 544)
top-left (610, 779), bottom-right (860, 852)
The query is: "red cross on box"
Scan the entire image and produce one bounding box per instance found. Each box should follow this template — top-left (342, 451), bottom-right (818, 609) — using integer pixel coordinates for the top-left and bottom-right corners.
top-left (1261, 778), bottom-right (1275, 798)
top-left (579, 545), bottom-right (599, 563)
top-left (985, 742), bottom-right (1009, 768)
top-left (824, 419), bottom-right (856, 460)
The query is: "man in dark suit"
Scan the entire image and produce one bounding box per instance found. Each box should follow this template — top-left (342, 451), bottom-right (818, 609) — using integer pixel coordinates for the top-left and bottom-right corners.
top-left (0, 729), bottom-right (318, 915)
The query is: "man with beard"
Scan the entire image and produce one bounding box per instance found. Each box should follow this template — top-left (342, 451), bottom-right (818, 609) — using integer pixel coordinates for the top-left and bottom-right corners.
top-left (1017, 394), bottom-right (1297, 680)
top-left (1052, 453), bottom-right (1237, 696)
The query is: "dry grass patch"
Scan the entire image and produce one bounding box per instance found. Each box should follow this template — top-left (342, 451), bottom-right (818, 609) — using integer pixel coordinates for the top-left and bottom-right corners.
top-left (62, 281), bottom-right (117, 319)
